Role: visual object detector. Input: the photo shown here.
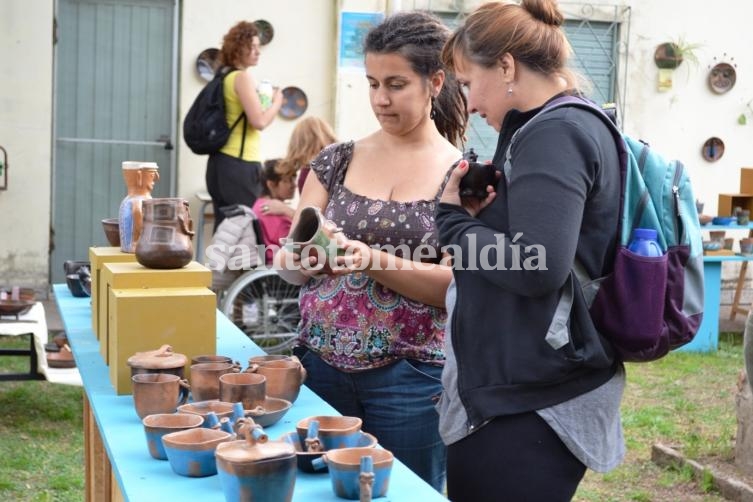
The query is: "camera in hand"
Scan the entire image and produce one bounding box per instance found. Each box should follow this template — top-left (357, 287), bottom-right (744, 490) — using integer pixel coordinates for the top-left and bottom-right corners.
top-left (457, 148), bottom-right (496, 199)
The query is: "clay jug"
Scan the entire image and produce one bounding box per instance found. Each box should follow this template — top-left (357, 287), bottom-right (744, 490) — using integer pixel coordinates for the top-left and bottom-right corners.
top-left (135, 198), bottom-right (195, 269)
top-left (119, 161), bottom-right (159, 253)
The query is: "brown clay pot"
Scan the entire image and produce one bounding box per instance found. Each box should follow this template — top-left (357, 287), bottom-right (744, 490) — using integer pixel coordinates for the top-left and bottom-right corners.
top-left (248, 356), bottom-right (307, 403)
top-left (190, 362), bottom-right (241, 402)
top-left (135, 198), bottom-right (195, 269)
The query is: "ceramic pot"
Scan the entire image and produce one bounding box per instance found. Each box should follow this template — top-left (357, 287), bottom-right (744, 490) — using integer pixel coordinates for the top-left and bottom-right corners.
top-left (178, 400), bottom-right (236, 427)
top-left (219, 372), bottom-right (267, 410)
top-left (135, 197), bottom-right (195, 269)
top-left (248, 357), bottom-right (306, 404)
top-left (131, 373), bottom-right (190, 419)
top-left (142, 413), bottom-right (204, 460)
top-left (162, 427), bottom-right (234, 477)
top-left (317, 447), bottom-right (394, 501)
top-left (127, 345), bottom-right (189, 402)
top-left (191, 354), bottom-right (235, 366)
top-left (295, 416), bottom-right (362, 451)
top-left (215, 419), bottom-right (297, 502)
top-left (190, 362), bottom-right (240, 402)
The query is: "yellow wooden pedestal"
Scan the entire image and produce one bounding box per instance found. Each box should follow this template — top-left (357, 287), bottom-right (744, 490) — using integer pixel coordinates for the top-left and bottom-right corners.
top-left (108, 286), bottom-right (216, 394)
top-left (89, 247), bottom-right (137, 338)
top-left (99, 261), bottom-right (211, 364)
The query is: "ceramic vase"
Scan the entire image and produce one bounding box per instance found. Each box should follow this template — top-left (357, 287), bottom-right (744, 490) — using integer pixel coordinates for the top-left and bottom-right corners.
top-left (119, 161), bottom-right (160, 253)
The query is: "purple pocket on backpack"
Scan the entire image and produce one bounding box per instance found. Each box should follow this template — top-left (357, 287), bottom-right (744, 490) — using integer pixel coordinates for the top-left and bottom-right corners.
top-left (590, 246), bottom-right (669, 361)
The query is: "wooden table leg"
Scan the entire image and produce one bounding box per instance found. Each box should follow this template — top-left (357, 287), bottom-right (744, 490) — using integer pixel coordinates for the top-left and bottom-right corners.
top-left (84, 394), bottom-right (111, 502)
top-left (731, 261), bottom-right (750, 321)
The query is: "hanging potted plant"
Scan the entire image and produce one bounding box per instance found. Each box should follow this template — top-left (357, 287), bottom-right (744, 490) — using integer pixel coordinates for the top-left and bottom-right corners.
top-left (654, 39), bottom-right (701, 70)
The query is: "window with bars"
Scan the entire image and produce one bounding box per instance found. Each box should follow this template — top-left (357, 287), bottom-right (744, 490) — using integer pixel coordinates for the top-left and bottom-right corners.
top-left (436, 12), bottom-right (625, 160)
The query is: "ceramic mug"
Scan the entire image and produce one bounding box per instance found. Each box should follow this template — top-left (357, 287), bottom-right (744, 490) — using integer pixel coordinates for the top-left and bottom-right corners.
top-left (218, 372), bottom-right (267, 410)
top-left (283, 206), bottom-right (344, 259)
top-left (248, 357), bottom-right (307, 403)
top-left (131, 373), bottom-right (190, 419)
top-left (190, 362), bottom-right (240, 402)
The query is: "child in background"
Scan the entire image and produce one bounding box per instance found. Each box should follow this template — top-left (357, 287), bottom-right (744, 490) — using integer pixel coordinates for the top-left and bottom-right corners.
top-left (276, 116), bottom-right (337, 194)
top-left (252, 159), bottom-right (296, 263)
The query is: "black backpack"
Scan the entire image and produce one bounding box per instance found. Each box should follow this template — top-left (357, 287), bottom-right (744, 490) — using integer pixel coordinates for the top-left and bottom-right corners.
top-left (183, 67), bottom-right (246, 155)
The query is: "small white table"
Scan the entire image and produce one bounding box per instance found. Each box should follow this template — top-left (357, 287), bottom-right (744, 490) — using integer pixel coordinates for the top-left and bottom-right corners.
top-left (0, 302), bottom-right (81, 385)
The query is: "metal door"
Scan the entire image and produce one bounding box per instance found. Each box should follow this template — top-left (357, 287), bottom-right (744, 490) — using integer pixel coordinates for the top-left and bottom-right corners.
top-left (51, 0), bottom-right (177, 282)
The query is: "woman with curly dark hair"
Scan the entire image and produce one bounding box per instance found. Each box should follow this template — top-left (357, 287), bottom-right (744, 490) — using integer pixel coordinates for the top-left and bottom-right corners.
top-left (206, 20), bottom-right (283, 231)
top-left (276, 11), bottom-right (467, 492)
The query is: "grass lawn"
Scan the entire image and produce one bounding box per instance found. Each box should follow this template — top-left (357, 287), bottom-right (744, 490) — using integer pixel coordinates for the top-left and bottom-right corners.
top-left (0, 332), bottom-right (748, 501)
top-left (0, 335), bottom-right (84, 502)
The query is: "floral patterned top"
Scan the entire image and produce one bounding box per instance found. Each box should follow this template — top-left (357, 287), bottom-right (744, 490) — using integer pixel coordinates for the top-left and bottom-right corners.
top-left (297, 141), bottom-right (454, 372)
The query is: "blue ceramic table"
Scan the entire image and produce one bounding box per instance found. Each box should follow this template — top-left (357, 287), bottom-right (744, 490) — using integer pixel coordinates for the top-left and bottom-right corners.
top-left (53, 284), bottom-right (446, 501)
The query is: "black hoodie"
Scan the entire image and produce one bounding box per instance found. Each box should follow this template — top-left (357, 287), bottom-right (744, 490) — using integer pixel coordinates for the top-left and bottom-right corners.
top-left (436, 103), bottom-right (621, 428)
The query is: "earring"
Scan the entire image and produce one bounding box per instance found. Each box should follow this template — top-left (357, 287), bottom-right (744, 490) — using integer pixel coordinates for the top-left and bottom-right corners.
top-left (430, 96), bottom-right (437, 120)
top-left (507, 85), bottom-right (513, 97)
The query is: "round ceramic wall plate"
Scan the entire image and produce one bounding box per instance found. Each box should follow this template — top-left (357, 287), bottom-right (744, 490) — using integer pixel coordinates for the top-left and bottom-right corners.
top-left (708, 62), bottom-right (736, 94)
top-left (280, 86), bottom-right (308, 119)
top-left (254, 19), bottom-right (274, 45)
top-left (196, 48), bottom-right (220, 82)
top-left (702, 137), bottom-right (725, 162)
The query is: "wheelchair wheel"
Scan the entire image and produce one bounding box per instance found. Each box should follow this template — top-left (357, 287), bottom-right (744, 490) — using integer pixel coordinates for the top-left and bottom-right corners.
top-left (220, 268), bottom-right (300, 354)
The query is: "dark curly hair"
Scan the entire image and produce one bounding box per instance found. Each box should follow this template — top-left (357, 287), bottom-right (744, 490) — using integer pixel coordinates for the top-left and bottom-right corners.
top-left (364, 11), bottom-right (467, 147)
top-left (219, 21), bottom-right (259, 69)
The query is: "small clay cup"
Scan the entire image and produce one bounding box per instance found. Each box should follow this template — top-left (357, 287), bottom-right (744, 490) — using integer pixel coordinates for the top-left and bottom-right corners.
top-left (219, 372), bottom-right (267, 410)
top-left (458, 161), bottom-right (496, 200)
top-left (738, 210), bottom-right (750, 226)
top-left (177, 400), bottom-right (236, 427)
top-left (709, 230), bottom-right (726, 243)
top-left (162, 427), bottom-right (234, 477)
top-left (296, 416), bottom-right (362, 451)
top-left (319, 447), bottom-right (394, 500)
top-left (131, 373), bottom-right (190, 419)
top-left (142, 413), bottom-right (204, 460)
top-left (190, 362), bottom-right (240, 402)
top-left (741, 238), bottom-right (753, 255)
top-left (191, 354), bottom-right (235, 366)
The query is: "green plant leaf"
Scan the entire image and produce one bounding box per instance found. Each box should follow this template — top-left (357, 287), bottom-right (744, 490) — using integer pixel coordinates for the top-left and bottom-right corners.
top-left (739, 113), bottom-right (747, 125)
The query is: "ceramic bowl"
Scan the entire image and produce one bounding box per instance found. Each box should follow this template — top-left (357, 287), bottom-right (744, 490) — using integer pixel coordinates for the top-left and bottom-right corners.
top-left (142, 413), bottom-right (204, 460)
top-left (162, 427), bottom-right (234, 477)
top-left (101, 218), bottom-right (120, 246)
top-left (178, 400), bottom-right (235, 427)
top-left (321, 447), bottom-right (394, 500)
top-left (712, 216), bottom-right (736, 226)
top-left (279, 431), bottom-right (378, 473)
top-left (0, 288), bottom-right (36, 317)
top-left (296, 416), bottom-right (362, 451)
top-left (699, 214), bottom-right (713, 226)
top-left (703, 240), bottom-right (723, 251)
top-left (244, 397), bottom-right (293, 428)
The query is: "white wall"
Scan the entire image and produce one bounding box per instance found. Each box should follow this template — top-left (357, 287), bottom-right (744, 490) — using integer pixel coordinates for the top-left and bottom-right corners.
top-left (0, 0), bottom-right (53, 292)
top-left (178, 0), bottom-right (338, 224)
top-left (4, 0), bottom-right (753, 298)
top-left (624, 0), bottom-right (753, 217)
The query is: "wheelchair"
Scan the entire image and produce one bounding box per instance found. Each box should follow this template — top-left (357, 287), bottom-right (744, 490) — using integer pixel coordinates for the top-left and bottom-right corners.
top-left (209, 205), bottom-right (301, 354)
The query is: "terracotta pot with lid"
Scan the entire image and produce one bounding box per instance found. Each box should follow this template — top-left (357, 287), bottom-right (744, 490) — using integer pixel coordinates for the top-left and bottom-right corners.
top-left (215, 418), bottom-right (297, 502)
top-left (127, 344), bottom-right (188, 379)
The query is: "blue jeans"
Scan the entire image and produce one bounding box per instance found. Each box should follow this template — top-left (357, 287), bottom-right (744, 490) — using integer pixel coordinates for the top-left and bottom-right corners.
top-left (293, 347), bottom-right (446, 491)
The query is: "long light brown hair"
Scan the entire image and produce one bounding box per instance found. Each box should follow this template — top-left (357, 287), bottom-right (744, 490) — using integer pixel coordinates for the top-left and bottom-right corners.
top-left (277, 116), bottom-right (337, 173)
